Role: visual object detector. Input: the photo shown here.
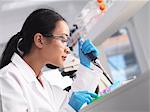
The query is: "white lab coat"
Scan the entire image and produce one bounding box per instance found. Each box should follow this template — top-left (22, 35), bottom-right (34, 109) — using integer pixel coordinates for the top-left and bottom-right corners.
top-left (0, 53), bottom-right (103, 112)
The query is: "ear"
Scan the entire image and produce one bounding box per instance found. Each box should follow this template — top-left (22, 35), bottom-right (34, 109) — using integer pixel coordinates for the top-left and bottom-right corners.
top-left (33, 33), bottom-right (45, 48)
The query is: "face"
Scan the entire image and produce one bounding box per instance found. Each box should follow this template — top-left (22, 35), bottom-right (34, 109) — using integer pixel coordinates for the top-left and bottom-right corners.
top-left (41, 20), bottom-right (70, 67)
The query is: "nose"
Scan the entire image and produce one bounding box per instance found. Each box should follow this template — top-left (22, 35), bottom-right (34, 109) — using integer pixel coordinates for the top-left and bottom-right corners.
top-left (64, 47), bottom-right (71, 54)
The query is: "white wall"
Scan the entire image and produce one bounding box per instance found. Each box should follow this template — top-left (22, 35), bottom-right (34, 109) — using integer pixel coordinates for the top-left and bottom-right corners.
top-left (0, 1), bottom-right (87, 44)
top-left (129, 1), bottom-right (150, 71)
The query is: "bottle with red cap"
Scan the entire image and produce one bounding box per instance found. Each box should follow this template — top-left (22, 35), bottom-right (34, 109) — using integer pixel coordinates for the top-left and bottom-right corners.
top-left (97, 0), bottom-right (107, 12)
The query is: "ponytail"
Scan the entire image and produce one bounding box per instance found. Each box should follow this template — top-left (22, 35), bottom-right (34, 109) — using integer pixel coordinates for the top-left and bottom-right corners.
top-left (0, 32), bottom-right (22, 69)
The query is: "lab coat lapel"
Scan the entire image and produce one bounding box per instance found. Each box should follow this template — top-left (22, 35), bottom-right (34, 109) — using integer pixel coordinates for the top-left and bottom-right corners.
top-left (30, 81), bottom-right (56, 110)
top-left (45, 80), bottom-right (68, 110)
top-left (43, 80), bottom-right (57, 107)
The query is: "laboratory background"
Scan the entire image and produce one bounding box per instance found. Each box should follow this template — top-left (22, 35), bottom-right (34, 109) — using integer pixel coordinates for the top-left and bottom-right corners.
top-left (0, 0), bottom-right (149, 112)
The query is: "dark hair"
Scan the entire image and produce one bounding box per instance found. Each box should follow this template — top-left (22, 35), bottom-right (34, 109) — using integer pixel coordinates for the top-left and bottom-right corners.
top-left (0, 8), bottom-right (66, 69)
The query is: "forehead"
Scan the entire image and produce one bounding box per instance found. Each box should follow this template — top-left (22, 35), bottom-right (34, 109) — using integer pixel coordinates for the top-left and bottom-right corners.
top-left (53, 20), bottom-right (69, 36)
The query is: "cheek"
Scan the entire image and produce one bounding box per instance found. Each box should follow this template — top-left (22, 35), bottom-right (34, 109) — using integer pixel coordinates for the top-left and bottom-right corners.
top-left (48, 46), bottom-right (62, 57)
top-left (48, 48), bottom-right (65, 67)
top-left (45, 42), bottom-right (64, 62)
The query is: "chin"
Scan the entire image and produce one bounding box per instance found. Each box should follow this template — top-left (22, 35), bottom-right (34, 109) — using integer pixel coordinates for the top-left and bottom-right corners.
top-left (58, 63), bottom-right (64, 68)
top-left (54, 62), bottom-right (64, 68)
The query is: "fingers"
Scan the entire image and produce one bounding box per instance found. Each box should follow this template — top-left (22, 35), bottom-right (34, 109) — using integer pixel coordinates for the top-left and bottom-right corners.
top-left (86, 92), bottom-right (98, 98)
top-left (83, 45), bottom-right (93, 54)
top-left (69, 91), bottom-right (97, 111)
top-left (81, 39), bottom-right (100, 57)
top-left (82, 94), bottom-right (93, 104)
top-left (78, 91), bottom-right (98, 97)
top-left (78, 91), bottom-right (98, 103)
top-left (82, 39), bottom-right (93, 53)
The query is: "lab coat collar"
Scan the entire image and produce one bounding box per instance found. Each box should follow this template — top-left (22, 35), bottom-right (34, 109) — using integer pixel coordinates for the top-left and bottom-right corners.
top-left (11, 53), bottom-right (37, 83)
top-left (11, 53), bottom-right (57, 110)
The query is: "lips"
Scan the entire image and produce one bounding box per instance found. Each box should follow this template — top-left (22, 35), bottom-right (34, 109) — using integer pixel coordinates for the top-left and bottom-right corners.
top-left (62, 56), bottom-right (67, 61)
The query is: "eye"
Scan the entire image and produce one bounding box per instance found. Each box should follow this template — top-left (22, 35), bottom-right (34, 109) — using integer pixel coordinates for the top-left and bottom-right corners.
top-left (59, 36), bottom-right (68, 43)
top-left (61, 39), bottom-right (67, 43)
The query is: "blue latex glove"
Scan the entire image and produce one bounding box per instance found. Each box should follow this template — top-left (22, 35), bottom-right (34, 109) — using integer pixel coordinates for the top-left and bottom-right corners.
top-left (79, 38), bottom-right (100, 68)
top-left (69, 91), bottom-right (98, 111)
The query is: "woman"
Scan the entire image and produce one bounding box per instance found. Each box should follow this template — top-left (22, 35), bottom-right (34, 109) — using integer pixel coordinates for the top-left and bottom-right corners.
top-left (0, 8), bottom-right (101, 112)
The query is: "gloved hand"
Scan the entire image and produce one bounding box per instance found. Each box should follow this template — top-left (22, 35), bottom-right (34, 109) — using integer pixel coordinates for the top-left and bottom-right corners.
top-left (79, 39), bottom-right (100, 68)
top-left (68, 91), bottom-right (98, 111)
